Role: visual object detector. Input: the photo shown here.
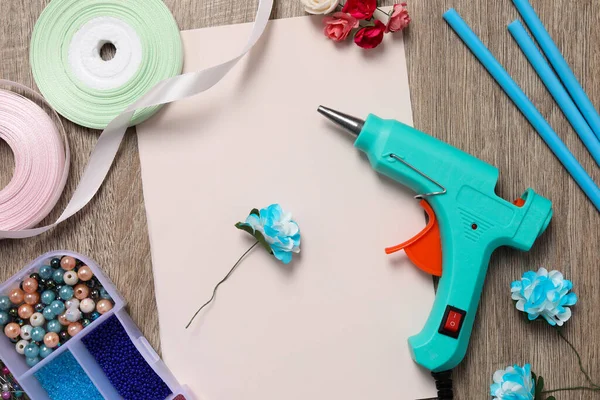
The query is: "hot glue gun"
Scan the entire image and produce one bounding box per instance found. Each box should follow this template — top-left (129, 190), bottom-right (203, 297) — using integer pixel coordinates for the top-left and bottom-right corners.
top-left (318, 106), bottom-right (552, 399)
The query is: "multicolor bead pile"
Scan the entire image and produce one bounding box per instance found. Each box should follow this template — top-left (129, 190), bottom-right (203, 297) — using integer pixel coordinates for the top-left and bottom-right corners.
top-left (82, 315), bottom-right (172, 400)
top-left (0, 256), bottom-right (114, 367)
top-left (0, 360), bottom-right (27, 399)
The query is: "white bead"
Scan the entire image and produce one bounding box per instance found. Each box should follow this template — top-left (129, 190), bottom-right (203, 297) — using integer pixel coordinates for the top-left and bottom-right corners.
top-left (63, 271), bottom-right (79, 286)
top-left (15, 339), bottom-right (29, 355)
top-left (79, 298), bottom-right (95, 314)
top-left (20, 324), bottom-right (33, 340)
top-left (30, 312), bottom-right (45, 327)
top-left (65, 299), bottom-right (80, 310)
top-left (65, 307), bottom-right (82, 322)
top-left (1, 385), bottom-right (7, 392)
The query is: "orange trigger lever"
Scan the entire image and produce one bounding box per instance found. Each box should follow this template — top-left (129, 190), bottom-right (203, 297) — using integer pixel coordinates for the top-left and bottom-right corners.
top-left (385, 200), bottom-right (442, 277)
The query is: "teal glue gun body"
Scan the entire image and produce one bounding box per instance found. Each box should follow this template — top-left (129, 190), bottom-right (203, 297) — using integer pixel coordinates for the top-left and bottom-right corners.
top-left (319, 107), bottom-right (552, 373)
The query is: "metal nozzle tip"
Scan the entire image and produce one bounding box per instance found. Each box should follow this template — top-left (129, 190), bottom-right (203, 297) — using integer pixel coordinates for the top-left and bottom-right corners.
top-left (317, 106), bottom-right (364, 136)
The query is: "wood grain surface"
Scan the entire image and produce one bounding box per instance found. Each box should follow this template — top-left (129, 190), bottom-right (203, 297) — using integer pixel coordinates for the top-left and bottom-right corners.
top-left (0, 1), bottom-right (599, 399)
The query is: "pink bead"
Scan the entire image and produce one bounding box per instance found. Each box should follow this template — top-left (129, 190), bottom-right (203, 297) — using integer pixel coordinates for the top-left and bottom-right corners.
top-left (4, 323), bottom-right (20, 339)
top-left (58, 312), bottom-right (70, 326)
top-left (74, 284), bottom-right (90, 300)
top-left (2, 391), bottom-right (10, 399)
top-left (8, 288), bottom-right (24, 305)
top-left (18, 304), bottom-right (34, 319)
top-left (1, 367), bottom-right (8, 375)
top-left (24, 292), bottom-right (40, 305)
top-left (22, 278), bottom-right (38, 294)
top-left (60, 256), bottom-right (77, 271)
top-left (96, 299), bottom-right (113, 315)
top-left (77, 265), bottom-right (94, 281)
top-left (68, 322), bottom-right (83, 337)
top-left (44, 332), bottom-right (59, 348)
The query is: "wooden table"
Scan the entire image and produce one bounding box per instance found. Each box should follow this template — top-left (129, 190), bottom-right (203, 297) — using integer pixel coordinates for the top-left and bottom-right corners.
top-left (0, 1), bottom-right (598, 398)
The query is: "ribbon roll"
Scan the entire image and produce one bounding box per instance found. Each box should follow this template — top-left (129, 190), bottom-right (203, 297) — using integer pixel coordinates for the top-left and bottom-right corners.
top-left (0, 0), bottom-right (273, 239)
top-left (0, 81), bottom-right (69, 231)
top-left (30, 0), bottom-right (183, 129)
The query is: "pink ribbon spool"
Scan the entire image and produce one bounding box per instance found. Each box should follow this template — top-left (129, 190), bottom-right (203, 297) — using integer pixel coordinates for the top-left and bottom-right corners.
top-left (0, 81), bottom-right (69, 232)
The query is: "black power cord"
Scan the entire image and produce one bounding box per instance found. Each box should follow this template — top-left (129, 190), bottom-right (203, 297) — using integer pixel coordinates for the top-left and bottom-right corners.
top-left (431, 370), bottom-right (454, 399)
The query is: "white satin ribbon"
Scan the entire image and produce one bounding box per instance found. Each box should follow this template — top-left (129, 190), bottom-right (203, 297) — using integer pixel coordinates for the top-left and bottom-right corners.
top-left (0, 0), bottom-right (273, 239)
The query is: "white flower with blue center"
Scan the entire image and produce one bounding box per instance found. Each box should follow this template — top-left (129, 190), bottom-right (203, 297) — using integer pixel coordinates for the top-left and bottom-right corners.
top-left (490, 364), bottom-right (535, 400)
top-left (236, 204), bottom-right (301, 264)
top-left (511, 268), bottom-right (577, 326)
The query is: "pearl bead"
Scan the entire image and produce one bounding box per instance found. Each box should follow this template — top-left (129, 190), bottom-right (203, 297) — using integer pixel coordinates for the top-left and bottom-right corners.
top-left (30, 312), bottom-right (45, 327)
top-left (41, 290), bottom-right (56, 305)
top-left (49, 300), bottom-right (66, 315)
top-left (67, 322), bottom-right (83, 337)
top-left (0, 296), bottom-right (10, 311)
top-left (24, 343), bottom-right (39, 358)
top-left (31, 326), bottom-right (46, 342)
top-left (24, 292), bottom-right (40, 305)
top-left (60, 256), bottom-right (77, 271)
top-left (0, 312), bottom-right (8, 326)
top-left (65, 299), bottom-right (80, 309)
top-left (47, 320), bottom-right (61, 333)
top-left (81, 318), bottom-right (91, 328)
top-left (42, 307), bottom-right (55, 321)
top-left (74, 284), bottom-right (89, 300)
top-left (22, 278), bottom-right (38, 294)
top-left (1, 385), bottom-right (7, 392)
top-left (34, 303), bottom-right (45, 313)
top-left (91, 311), bottom-right (101, 321)
top-left (58, 313), bottom-right (70, 326)
top-left (65, 307), bottom-right (82, 322)
top-left (43, 332), bottom-right (59, 348)
top-left (25, 357), bottom-right (40, 367)
top-left (17, 304), bottom-right (34, 319)
top-left (63, 271), bottom-right (79, 286)
top-left (1, 391), bottom-right (9, 400)
top-left (59, 330), bottom-right (69, 343)
top-left (59, 286), bottom-right (74, 300)
top-left (39, 265), bottom-right (53, 280)
top-left (8, 288), bottom-right (24, 305)
top-left (77, 265), bottom-right (94, 281)
top-left (99, 288), bottom-right (112, 300)
top-left (96, 299), bottom-right (113, 315)
top-left (15, 340), bottom-right (28, 355)
top-left (80, 298), bottom-right (95, 314)
top-left (20, 325), bottom-right (32, 340)
top-left (50, 258), bottom-right (61, 269)
top-left (52, 269), bottom-right (65, 284)
top-left (4, 323), bottom-right (20, 339)
top-left (39, 344), bottom-right (53, 358)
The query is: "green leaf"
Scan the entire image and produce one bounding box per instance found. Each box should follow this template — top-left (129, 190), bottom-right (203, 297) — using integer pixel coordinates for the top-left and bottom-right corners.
top-left (546, 396), bottom-right (556, 400)
top-left (254, 230), bottom-right (273, 254)
top-left (235, 222), bottom-right (255, 236)
top-left (250, 208), bottom-right (260, 216)
top-left (537, 376), bottom-right (544, 392)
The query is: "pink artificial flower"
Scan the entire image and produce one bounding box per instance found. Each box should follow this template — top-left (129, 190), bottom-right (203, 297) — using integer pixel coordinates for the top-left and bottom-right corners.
top-left (386, 3), bottom-right (411, 33)
top-left (323, 12), bottom-right (359, 42)
top-left (354, 20), bottom-right (386, 49)
top-left (342, 0), bottom-right (377, 20)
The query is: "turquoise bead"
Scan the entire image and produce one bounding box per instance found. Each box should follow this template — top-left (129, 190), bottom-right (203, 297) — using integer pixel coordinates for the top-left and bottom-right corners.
top-left (25, 356), bottom-right (40, 367)
top-left (39, 344), bottom-right (53, 358)
top-left (99, 288), bottom-right (112, 300)
top-left (42, 307), bottom-right (55, 321)
top-left (31, 326), bottom-right (46, 342)
top-left (91, 311), bottom-right (101, 321)
top-left (24, 343), bottom-right (40, 358)
top-left (52, 268), bottom-right (65, 284)
top-left (59, 286), bottom-right (74, 300)
top-left (39, 265), bottom-right (53, 280)
top-left (47, 320), bottom-right (62, 333)
top-left (0, 296), bottom-right (10, 311)
top-left (15, 391), bottom-right (23, 398)
top-left (41, 290), bottom-right (56, 305)
top-left (49, 300), bottom-right (65, 315)
top-left (0, 311), bottom-right (9, 325)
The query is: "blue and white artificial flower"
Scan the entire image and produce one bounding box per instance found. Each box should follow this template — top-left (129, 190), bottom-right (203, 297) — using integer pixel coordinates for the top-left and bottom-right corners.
top-left (490, 364), bottom-right (535, 400)
top-left (236, 204), bottom-right (301, 264)
top-left (511, 268), bottom-right (577, 326)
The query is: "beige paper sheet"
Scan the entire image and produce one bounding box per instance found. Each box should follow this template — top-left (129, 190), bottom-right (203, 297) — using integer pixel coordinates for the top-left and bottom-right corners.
top-left (137, 14), bottom-right (436, 400)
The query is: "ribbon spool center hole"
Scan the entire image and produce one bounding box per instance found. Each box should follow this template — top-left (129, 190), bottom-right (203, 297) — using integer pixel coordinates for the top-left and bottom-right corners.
top-left (0, 139), bottom-right (14, 191)
top-left (99, 42), bottom-right (117, 61)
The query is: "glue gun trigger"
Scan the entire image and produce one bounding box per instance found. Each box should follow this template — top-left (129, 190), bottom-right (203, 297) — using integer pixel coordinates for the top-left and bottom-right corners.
top-left (385, 200), bottom-right (443, 277)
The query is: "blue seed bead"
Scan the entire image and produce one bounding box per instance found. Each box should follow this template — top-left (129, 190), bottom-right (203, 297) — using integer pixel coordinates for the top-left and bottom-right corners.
top-left (39, 344), bottom-right (53, 358)
top-left (59, 286), bottom-right (74, 300)
top-left (0, 296), bottom-right (11, 311)
top-left (42, 307), bottom-right (55, 321)
top-left (31, 326), bottom-right (46, 342)
top-left (24, 343), bottom-right (40, 358)
top-left (49, 300), bottom-right (65, 315)
top-left (39, 265), bottom-right (53, 280)
top-left (41, 290), bottom-right (56, 305)
top-left (15, 391), bottom-right (23, 398)
top-left (47, 320), bottom-right (61, 333)
top-left (52, 269), bottom-right (65, 284)
top-left (25, 356), bottom-right (40, 367)
top-left (99, 288), bottom-right (112, 300)
top-left (0, 311), bottom-right (9, 325)
top-left (91, 311), bottom-right (101, 321)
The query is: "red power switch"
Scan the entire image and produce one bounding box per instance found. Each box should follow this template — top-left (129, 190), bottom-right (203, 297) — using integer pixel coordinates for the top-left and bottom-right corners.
top-left (439, 306), bottom-right (466, 339)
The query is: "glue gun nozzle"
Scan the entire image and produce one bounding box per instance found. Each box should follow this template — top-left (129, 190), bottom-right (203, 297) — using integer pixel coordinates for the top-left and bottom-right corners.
top-left (317, 106), bottom-right (364, 137)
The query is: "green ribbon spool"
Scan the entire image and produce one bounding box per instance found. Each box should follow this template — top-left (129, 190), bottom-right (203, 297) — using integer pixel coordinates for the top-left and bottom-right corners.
top-left (30, 0), bottom-right (183, 129)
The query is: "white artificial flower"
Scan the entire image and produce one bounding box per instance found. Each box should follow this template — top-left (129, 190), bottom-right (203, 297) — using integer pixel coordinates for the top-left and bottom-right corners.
top-left (301, 0), bottom-right (340, 15)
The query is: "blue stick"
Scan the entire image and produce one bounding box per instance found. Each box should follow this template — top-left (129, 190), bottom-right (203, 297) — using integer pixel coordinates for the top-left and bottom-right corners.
top-left (443, 8), bottom-right (600, 212)
top-left (508, 20), bottom-right (600, 167)
top-left (512, 0), bottom-right (600, 141)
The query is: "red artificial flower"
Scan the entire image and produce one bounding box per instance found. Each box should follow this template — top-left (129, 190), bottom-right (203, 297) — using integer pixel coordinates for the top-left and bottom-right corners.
top-left (354, 20), bottom-right (386, 49)
top-left (342, 0), bottom-right (377, 20)
top-left (386, 3), bottom-right (411, 33)
top-left (323, 12), bottom-right (359, 42)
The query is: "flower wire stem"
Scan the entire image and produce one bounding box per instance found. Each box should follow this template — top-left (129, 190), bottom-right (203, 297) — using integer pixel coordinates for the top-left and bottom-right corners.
top-left (185, 241), bottom-right (259, 329)
top-left (556, 327), bottom-right (600, 388)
